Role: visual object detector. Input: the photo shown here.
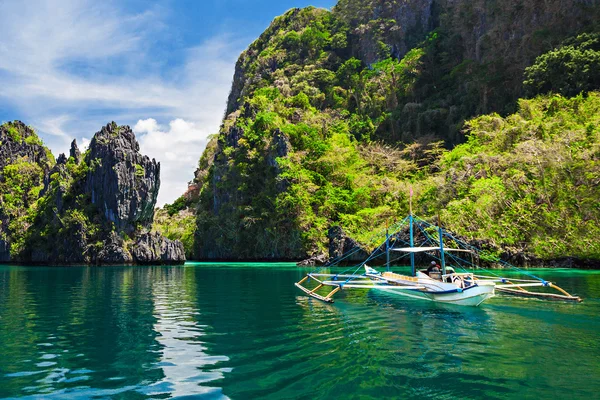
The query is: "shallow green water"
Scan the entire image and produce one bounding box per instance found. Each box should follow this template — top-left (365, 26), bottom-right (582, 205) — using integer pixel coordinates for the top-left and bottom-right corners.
top-left (0, 263), bottom-right (599, 399)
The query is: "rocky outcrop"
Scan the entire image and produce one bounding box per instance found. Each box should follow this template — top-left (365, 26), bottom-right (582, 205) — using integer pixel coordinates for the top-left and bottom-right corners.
top-left (335, 0), bottom-right (436, 65)
top-left (70, 139), bottom-right (82, 164)
top-left (297, 253), bottom-right (329, 267)
top-left (328, 226), bottom-right (370, 262)
top-left (0, 237), bottom-right (10, 263)
top-left (9, 121), bottom-right (185, 265)
top-left (96, 232), bottom-right (133, 264)
top-left (0, 121), bottom-right (52, 172)
top-left (0, 121), bottom-right (53, 262)
top-left (132, 232), bottom-right (186, 265)
top-left (188, 0), bottom-right (600, 262)
top-left (86, 122), bottom-right (160, 234)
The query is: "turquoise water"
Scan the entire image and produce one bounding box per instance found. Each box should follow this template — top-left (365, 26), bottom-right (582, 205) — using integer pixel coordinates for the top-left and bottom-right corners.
top-left (0, 263), bottom-right (599, 399)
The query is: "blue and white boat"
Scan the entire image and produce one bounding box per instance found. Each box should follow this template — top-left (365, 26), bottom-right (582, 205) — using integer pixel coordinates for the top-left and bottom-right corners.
top-left (295, 213), bottom-right (580, 306)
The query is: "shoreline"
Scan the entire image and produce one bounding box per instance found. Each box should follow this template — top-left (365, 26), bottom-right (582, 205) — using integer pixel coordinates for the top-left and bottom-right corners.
top-left (1, 258), bottom-right (599, 269)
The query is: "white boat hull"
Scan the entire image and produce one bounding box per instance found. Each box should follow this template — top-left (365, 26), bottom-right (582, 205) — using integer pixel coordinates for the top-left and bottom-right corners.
top-left (375, 282), bottom-right (495, 306)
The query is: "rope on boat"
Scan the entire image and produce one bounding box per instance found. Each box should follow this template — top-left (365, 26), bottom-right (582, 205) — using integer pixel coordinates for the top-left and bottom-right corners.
top-left (311, 216), bottom-right (410, 273)
top-left (415, 217), bottom-right (548, 284)
top-left (297, 214), bottom-right (581, 303)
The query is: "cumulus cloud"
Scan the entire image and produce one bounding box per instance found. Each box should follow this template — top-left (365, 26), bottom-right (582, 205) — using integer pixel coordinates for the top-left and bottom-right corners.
top-left (0, 0), bottom-right (243, 205)
top-left (134, 118), bottom-right (213, 206)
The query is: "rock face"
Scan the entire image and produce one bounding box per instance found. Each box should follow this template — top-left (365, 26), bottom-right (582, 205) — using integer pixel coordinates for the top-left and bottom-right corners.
top-left (86, 123), bottom-right (160, 234)
top-left (96, 232), bottom-right (133, 264)
top-left (0, 121), bottom-right (52, 173)
top-left (0, 121), bottom-right (53, 262)
top-left (328, 226), bottom-right (370, 262)
top-left (0, 238), bottom-right (9, 263)
top-left (132, 232), bottom-right (186, 265)
top-left (2, 121), bottom-right (185, 265)
top-left (70, 139), bottom-right (82, 164)
top-left (336, 0), bottom-right (436, 65)
top-left (188, 0), bottom-right (599, 262)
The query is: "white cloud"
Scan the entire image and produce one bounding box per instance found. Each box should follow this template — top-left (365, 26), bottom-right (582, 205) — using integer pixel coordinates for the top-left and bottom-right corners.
top-left (0, 0), bottom-right (242, 206)
top-left (134, 118), bottom-right (213, 206)
top-left (79, 137), bottom-right (91, 151)
top-left (37, 115), bottom-right (71, 138)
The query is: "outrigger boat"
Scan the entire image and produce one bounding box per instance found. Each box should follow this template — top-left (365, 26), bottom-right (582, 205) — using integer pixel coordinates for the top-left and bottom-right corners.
top-left (295, 213), bottom-right (581, 307)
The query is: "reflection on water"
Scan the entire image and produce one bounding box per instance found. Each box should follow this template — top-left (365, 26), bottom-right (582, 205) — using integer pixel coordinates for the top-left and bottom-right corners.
top-left (0, 264), bottom-right (599, 399)
top-left (145, 270), bottom-right (229, 398)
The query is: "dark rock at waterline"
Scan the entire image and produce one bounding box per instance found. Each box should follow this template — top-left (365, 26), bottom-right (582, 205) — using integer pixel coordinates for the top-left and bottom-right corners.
top-left (297, 253), bottom-right (329, 267)
top-left (97, 232), bottom-right (133, 264)
top-left (0, 238), bottom-right (10, 263)
top-left (132, 232), bottom-right (186, 264)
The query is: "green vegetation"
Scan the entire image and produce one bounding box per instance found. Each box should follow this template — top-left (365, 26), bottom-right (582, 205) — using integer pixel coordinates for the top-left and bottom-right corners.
top-left (0, 122), bottom-right (55, 257)
top-left (6, 125), bottom-right (21, 142)
top-left (23, 154), bottom-right (104, 261)
top-left (164, 196), bottom-right (189, 216)
top-left (524, 33), bottom-right (600, 98)
top-left (0, 159), bottom-right (45, 254)
top-left (154, 207), bottom-right (196, 257)
top-left (433, 93), bottom-right (600, 259)
top-left (135, 164), bottom-right (145, 177)
top-left (185, 4), bottom-right (600, 262)
top-left (24, 135), bottom-right (43, 146)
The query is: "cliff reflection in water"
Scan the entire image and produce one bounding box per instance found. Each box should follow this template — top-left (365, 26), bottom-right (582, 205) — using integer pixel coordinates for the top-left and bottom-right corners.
top-left (0, 265), bottom-right (229, 398)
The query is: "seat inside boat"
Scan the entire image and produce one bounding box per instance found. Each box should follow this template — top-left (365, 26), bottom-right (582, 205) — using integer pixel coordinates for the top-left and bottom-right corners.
top-left (420, 269), bottom-right (442, 280)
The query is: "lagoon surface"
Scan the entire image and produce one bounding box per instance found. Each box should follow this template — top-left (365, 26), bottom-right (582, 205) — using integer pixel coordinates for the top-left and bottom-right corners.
top-left (0, 263), bottom-right (599, 399)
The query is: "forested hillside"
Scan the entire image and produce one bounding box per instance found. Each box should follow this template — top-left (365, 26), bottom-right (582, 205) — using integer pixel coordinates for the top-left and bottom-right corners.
top-left (159, 0), bottom-right (600, 265)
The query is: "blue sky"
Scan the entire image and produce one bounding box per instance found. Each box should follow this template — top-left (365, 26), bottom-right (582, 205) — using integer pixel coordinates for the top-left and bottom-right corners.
top-left (0, 0), bottom-right (336, 205)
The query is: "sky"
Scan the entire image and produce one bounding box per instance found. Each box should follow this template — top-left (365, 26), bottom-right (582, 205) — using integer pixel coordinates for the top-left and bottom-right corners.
top-left (0, 0), bottom-right (336, 205)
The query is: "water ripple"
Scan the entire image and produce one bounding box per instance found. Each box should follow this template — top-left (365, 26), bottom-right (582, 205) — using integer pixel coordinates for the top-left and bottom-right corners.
top-left (0, 265), bottom-right (599, 399)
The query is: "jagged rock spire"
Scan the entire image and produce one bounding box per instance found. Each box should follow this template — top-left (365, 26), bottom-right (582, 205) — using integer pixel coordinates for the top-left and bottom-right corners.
top-left (70, 139), bottom-right (81, 163)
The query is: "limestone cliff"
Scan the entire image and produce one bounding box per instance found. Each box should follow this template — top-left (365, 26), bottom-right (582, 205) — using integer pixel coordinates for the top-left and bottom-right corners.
top-left (181, 0), bottom-right (600, 263)
top-left (0, 121), bottom-right (185, 265)
top-left (85, 123), bottom-right (159, 234)
top-left (0, 121), bottom-right (54, 262)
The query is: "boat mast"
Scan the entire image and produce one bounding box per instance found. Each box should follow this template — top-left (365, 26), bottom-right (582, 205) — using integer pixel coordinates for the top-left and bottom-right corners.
top-left (385, 226), bottom-right (390, 272)
top-left (438, 214), bottom-right (446, 275)
top-left (409, 187), bottom-right (415, 276)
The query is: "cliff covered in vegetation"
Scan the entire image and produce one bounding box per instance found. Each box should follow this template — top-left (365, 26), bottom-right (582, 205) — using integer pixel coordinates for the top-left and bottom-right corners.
top-left (162, 0), bottom-right (599, 264)
top-left (0, 122), bottom-right (185, 265)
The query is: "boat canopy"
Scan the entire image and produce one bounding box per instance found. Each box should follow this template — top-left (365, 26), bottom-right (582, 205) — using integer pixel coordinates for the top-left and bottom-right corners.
top-left (391, 247), bottom-right (474, 253)
top-left (294, 214), bottom-right (581, 304)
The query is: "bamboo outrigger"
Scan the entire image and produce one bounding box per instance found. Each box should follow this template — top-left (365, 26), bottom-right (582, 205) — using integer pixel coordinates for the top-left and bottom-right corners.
top-left (295, 213), bottom-right (581, 306)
